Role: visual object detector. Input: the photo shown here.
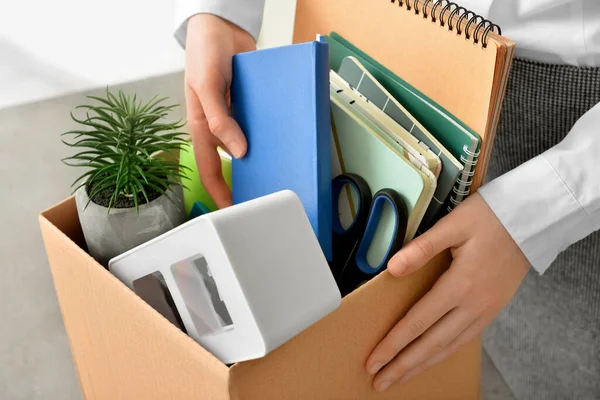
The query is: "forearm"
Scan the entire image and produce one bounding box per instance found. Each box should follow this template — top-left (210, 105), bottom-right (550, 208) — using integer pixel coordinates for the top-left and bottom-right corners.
top-left (174, 0), bottom-right (266, 47)
top-left (479, 102), bottom-right (600, 274)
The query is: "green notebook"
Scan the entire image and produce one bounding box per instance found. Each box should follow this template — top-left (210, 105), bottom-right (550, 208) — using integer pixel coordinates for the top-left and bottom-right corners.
top-left (330, 89), bottom-right (434, 252)
top-left (322, 32), bottom-right (481, 214)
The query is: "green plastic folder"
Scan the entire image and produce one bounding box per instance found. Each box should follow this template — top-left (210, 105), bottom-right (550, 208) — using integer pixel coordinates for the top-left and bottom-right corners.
top-left (323, 32), bottom-right (481, 213)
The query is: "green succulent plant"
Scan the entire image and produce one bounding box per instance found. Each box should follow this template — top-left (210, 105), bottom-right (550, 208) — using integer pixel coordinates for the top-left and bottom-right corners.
top-left (61, 88), bottom-right (190, 212)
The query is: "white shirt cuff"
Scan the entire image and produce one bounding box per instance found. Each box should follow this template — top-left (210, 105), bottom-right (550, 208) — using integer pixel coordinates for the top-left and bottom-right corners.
top-left (478, 155), bottom-right (591, 274)
top-left (174, 0), bottom-right (265, 48)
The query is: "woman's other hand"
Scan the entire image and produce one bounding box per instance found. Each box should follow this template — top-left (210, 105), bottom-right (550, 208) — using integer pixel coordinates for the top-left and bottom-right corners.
top-left (366, 193), bottom-right (531, 392)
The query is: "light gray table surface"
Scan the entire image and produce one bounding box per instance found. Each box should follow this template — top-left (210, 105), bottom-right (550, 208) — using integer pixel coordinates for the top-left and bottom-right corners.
top-left (0, 72), bottom-right (515, 400)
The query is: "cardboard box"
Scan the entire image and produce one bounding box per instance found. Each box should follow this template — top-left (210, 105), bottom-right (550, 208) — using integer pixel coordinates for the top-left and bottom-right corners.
top-left (38, 1), bottom-right (489, 397)
top-left (39, 197), bottom-right (480, 399)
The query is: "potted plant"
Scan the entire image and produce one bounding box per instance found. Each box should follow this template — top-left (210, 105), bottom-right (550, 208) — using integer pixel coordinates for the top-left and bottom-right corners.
top-left (62, 88), bottom-right (189, 267)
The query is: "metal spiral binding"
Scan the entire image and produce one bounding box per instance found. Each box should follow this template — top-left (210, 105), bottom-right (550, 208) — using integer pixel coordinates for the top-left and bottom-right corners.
top-left (455, 177), bottom-right (473, 187)
top-left (460, 155), bottom-right (478, 166)
top-left (452, 187), bottom-right (471, 197)
top-left (390, 0), bottom-right (502, 47)
top-left (463, 144), bottom-right (480, 157)
top-left (449, 195), bottom-right (465, 206)
top-left (458, 168), bottom-right (475, 177)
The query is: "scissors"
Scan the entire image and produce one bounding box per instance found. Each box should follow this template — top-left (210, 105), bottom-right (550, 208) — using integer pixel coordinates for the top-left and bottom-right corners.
top-left (329, 173), bottom-right (409, 297)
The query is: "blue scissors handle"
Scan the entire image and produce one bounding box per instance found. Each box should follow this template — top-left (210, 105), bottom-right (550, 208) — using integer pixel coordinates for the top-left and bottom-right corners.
top-left (331, 173), bottom-right (372, 236)
top-left (330, 173), bottom-right (409, 297)
top-left (354, 188), bottom-right (408, 274)
top-left (330, 173), bottom-right (372, 279)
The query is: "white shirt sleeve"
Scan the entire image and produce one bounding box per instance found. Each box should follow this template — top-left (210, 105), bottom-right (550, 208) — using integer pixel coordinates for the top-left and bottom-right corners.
top-left (479, 102), bottom-right (600, 274)
top-left (174, 0), bottom-right (266, 48)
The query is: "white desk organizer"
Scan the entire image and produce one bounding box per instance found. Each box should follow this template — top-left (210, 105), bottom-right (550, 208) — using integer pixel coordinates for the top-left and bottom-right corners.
top-left (109, 190), bottom-right (341, 364)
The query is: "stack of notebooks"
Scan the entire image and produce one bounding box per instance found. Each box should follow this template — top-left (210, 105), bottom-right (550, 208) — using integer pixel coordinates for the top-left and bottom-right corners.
top-left (326, 32), bottom-right (475, 236)
top-left (231, 2), bottom-right (514, 267)
top-left (323, 32), bottom-right (486, 262)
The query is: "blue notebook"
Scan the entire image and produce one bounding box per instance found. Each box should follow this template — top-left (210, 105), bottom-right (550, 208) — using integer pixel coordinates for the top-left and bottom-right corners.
top-left (231, 41), bottom-right (332, 261)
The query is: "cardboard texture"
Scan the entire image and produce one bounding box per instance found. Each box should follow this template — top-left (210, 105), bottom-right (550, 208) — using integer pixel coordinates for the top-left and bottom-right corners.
top-left (38, 0), bottom-right (515, 398)
top-left (40, 197), bottom-right (480, 400)
top-left (40, 198), bottom-right (229, 400)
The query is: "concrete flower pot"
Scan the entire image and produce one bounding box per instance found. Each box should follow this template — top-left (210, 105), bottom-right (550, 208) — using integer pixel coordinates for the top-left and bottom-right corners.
top-left (75, 185), bottom-right (186, 267)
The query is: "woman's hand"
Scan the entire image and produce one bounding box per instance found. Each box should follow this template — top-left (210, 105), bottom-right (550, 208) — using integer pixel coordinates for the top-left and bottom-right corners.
top-left (184, 14), bottom-right (256, 208)
top-left (366, 193), bottom-right (530, 392)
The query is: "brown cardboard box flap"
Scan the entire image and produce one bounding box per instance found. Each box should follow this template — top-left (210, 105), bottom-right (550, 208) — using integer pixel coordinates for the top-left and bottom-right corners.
top-left (229, 253), bottom-right (481, 400)
top-left (40, 198), bottom-right (480, 399)
top-left (40, 198), bottom-right (230, 400)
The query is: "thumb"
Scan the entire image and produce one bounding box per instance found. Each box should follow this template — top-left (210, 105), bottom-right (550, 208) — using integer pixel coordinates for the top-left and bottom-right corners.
top-left (196, 72), bottom-right (247, 159)
top-left (388, 216), bottom-right (462, 277)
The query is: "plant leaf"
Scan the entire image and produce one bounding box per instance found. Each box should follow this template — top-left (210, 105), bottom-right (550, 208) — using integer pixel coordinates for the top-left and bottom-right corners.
top-left (61, 88), bottom-right (189, 213)
top-left (130, 175), bottom-right (150, 204)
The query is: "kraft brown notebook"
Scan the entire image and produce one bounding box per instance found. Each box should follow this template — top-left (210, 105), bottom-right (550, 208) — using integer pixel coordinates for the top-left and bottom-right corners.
top-left (293, 0), bottom-right (515, 193)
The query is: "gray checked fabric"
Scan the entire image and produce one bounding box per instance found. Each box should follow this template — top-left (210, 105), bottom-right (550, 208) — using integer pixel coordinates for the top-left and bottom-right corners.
top-left (482, 58), bottom-right (600, 400)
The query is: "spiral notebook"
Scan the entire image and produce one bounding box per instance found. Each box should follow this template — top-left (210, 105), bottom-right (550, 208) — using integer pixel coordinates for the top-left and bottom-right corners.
top-left (294, 0), bottom-right (515, 194)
